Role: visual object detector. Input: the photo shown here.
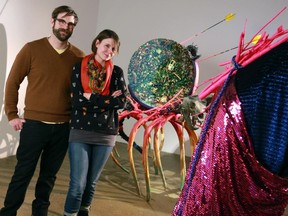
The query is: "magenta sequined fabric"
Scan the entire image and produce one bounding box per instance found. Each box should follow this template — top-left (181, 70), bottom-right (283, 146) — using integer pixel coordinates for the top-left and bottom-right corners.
top-left (172, 77), bottom-right (288, 216)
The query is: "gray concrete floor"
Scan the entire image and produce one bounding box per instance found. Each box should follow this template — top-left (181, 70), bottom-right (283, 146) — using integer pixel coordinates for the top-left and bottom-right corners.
top-left (0, 143), bottom-right (287, 216)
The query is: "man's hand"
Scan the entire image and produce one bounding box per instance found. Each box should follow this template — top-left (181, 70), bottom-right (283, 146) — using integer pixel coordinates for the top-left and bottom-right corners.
top-left (9, 118), bottom-right (25, 131)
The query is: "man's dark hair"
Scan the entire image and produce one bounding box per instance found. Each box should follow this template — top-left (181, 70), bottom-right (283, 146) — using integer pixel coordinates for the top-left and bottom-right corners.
top-left (51, 5), bottom-right (79, 25)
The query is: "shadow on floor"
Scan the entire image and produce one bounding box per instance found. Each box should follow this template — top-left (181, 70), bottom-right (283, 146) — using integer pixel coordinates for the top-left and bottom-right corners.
top-left (0, 142), bottom-right (188, 216)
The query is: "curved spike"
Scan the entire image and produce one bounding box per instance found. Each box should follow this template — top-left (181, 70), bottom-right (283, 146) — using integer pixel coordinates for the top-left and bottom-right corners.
top-left (184, 122), bottom-right (199, 156)
top-left (153, 126), bottom-right (167, 188)
top-left (170, 121), bottom-right (186, 189)
top-left (152, 114), bottom-right (176, 190)
top-left (142, 117), bottom-right (160, 201)
top-left (128, 116), bottom-right (147, 195)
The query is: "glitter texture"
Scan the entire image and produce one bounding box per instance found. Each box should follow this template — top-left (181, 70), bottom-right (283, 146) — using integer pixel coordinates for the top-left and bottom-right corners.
top-left (128, 38), bottom-right (196, 108)
top-left (173, 75), bottom-right (288, 215)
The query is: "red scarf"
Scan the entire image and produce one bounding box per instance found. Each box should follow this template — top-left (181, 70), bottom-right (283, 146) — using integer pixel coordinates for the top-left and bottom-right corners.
top-left (81, 53), bottom-right (113, 96)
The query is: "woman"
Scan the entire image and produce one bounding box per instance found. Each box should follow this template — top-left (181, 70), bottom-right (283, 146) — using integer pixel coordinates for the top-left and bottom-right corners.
top-left (64, 29), bottom-right (127, 216)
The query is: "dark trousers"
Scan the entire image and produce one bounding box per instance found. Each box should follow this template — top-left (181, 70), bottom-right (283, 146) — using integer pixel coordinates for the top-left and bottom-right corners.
top-left (0, 119), bottom-right (69, 216)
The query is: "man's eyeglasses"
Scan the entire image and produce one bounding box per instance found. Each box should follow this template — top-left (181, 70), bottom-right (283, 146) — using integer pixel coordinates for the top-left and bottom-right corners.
top-left (55, 18), bottom-right (76, 29)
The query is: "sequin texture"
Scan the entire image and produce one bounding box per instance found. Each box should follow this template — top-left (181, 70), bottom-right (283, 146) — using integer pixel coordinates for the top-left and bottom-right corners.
top-left (172, 76), bottom-right (288, 216)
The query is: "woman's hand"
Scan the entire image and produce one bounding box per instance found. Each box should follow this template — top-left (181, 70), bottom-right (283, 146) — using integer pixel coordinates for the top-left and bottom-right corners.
top-left (112, 90), bottom-right (122, 98)
top-left (83, 93), bottom-right (92, 100)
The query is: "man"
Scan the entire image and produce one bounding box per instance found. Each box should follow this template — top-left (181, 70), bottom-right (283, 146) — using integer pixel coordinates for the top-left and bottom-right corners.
top-left (0, 5), bottom-right (85, 216)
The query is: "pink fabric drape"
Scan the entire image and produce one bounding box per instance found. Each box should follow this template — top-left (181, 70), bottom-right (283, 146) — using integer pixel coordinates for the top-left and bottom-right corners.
top-left (173, 76), bottom-right (288, 216)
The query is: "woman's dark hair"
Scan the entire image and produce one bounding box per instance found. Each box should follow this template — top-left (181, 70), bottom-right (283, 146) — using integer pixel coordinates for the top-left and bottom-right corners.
top-left (91, 29), bottom-right (120, 54)
top-left (51, 5), bottom-right (79, 26)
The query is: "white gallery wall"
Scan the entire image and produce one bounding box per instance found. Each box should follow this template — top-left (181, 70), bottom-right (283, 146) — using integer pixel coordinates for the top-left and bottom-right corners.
top-left (0, 0), bottom-right (287, 158)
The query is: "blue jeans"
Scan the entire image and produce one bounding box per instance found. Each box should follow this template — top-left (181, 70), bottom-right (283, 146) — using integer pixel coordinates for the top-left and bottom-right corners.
top-left (0, 119), bottom-right (69, 216)
top-left (64, 142), bottom-right (113, 214)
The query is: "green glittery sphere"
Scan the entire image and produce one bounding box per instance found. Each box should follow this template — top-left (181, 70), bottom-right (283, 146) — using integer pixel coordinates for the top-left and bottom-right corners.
top-left (128, 38), bottom-right (196, 108)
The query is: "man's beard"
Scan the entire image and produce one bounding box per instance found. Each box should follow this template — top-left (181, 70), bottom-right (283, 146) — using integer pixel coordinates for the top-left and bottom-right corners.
top-left (52, 27), bottom-right (72, 42)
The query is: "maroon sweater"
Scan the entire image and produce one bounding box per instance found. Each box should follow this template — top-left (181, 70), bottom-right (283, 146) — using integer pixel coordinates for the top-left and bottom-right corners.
top-left (4, 37), bottom-right (85, 122)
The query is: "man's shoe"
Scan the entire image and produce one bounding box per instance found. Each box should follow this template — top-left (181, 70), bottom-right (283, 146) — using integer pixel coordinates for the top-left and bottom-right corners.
top-left (77, 210), bottom-right (88, 216)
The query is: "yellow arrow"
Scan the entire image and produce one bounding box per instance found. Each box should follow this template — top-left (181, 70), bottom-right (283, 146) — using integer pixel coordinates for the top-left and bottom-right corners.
top-left (181, 13), bottom-right (236, 44)
top-left (225, 13), bottom-right (235, 21)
